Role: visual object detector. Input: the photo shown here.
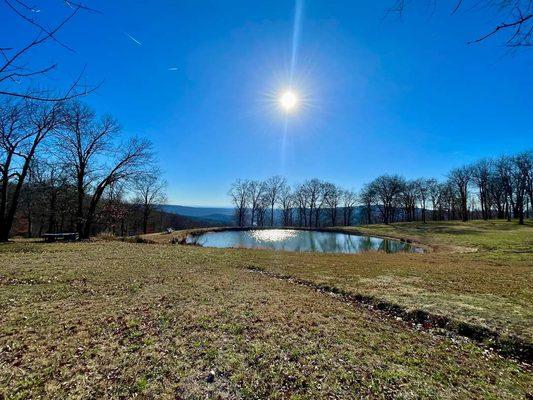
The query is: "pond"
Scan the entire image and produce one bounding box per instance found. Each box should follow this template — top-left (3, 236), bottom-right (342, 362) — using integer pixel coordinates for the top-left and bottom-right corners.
top-left (186, 229), bottom-right (423, 254)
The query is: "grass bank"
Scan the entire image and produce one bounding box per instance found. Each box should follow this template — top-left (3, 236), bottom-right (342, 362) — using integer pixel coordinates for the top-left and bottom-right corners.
top-left (0, 220), bottom-right (532, 398)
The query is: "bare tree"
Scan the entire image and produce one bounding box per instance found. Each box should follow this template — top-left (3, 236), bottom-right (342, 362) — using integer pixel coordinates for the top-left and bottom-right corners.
top-left (0, 100), bottom-right (61, 241)
top-left (58, 102), bottom-right (151, 238)
top-left (255, 194), bottom-right (269, 227)
top-left (323, 182), bottom-right (341, 226)
top-left (277, 183), bottom-right (294, 226)
top-left (359, 184), bottom-right (376, 225)
top-left (228, 179), bottom-right (250, 227)
top-left (84, 139), bottom-right (151, 238)
top-left (264, 175), bottom-right (286, 227)
top-left (99, 181), bottom-right (128, 236)
top-left (488, 170), bottom-right (506, 219)
top-left (302, 179), bottom-right (324, 227)
top-left (133, 172), bottom-right (167, 234)
top-left (23, 158), bottom-right (68, 235)
top-left (448, 166), bottom-right (472, 222)
top-left (471, 159), bottom-right (493, 220)
top-left (58, 102), bottom-right (116, 236)
top-left (293, 183), bottom-right (309, 227)
top-left (442, 182), bottom-right (460, 221)
top-left (247, 180), bottom-right (266, 227)
top-left (414, 178), bottom-right (432, 223)
top-left (369, 175), bottom-right (405, 224)
top-left (20, 158), bottom-right (77, 235)
top-left (511, 152), bottom-right (531, 224)
top-left (427, 179), bottom-right (443, 220)
top-left (18, 157), bottom-right (39, 237)
top-left (401, 180), bottom-right (417, 222)
top-left (341, 190), bottom-right (358, 226)
top-left (495, 156), bottom-right (514, 221)
top-left (524, 151), bottom-right (533, 219)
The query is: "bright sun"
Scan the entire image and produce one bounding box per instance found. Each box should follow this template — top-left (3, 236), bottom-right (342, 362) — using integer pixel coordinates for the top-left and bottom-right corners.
top-left (279, 90), bottom-right (298, 112)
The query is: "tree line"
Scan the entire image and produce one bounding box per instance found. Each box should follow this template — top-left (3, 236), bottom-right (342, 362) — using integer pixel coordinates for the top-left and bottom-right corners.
top-left (0, 100), bottom-right (168, 241)
top-left (228, 176), bottom-right (358, 228)
top-left (228, 151), bottom-right (532, 228)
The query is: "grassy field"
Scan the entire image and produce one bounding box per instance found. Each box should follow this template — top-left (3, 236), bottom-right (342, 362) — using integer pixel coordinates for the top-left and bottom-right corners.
top-left (353, 220), bottom-right (533, 258)
top-left (0, 221), bottom-right (532, 398)
top-left (242, 221), bottom-right (533, 343)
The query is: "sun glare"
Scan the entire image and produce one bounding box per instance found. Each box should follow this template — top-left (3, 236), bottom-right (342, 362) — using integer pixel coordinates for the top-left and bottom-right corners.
top-left (279, 90), bottom-right (298, 112)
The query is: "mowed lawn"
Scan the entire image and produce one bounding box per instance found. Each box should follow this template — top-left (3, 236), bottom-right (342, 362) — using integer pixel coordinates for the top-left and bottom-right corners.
top-left (0, 221), bottom-right (531, 398)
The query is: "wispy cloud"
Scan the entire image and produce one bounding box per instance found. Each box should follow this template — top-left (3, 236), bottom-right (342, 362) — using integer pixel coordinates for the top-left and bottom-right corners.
top-left (124, 32), bottom-right (142, 46)
top-left (168, 67), bottom-right (179, 71)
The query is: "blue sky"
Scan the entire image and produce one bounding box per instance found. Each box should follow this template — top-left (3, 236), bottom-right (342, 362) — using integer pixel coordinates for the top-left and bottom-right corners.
top-left (2, 1), bottom-right (531, 206)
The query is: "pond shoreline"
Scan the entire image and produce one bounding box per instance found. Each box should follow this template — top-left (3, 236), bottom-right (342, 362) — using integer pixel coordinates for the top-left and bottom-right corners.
top-left (176, 226), bottom-right (427, 254)
top-left (142, 226), bottom-right (432, 252)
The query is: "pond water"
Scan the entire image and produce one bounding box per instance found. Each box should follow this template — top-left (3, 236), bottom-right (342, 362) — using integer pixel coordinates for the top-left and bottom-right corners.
top-left (186, 229), bottom-right (423, 254)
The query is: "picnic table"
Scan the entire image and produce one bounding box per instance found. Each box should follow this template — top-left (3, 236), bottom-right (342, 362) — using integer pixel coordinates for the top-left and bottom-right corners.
top-left (42, 233), bottom-right (79, 242)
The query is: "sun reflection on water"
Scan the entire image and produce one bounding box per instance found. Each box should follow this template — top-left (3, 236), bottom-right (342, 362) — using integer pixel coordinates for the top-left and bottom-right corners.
top-left (250, 229), bottom-right (298, 242)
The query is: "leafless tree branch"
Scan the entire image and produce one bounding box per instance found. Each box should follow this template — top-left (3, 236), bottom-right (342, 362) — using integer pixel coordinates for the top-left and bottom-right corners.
top-left (386, 0), bottom-right (533, 47)
top-left (468, 12), bottom-right (533, 45)
top-left (4, 0), bottom-right (77, 52)
top-left (1, 0), bottom-right (102, 102)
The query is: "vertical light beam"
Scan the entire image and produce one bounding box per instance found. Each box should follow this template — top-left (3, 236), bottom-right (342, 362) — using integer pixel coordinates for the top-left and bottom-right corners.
top-left (290, 0), bottom-right (304, 83)
top-left (282, 0), bottom-right (304, 174)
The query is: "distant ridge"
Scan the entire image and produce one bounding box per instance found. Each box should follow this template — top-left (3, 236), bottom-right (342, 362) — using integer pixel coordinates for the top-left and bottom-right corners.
top-left (160, 205), bottom-right (233, 224)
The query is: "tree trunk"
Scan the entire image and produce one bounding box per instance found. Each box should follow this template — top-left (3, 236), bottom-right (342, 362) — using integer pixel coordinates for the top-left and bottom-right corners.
top-left (142, 205), bottom-right (149, 234)
top-left (48, 189), bottom-right (57, 233)
top-left (1, 143), bottom-right (38, 241)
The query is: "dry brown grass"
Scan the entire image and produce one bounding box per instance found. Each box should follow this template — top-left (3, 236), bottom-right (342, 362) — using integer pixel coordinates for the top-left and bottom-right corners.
top-left (1, 220), bottom-right (532, 398)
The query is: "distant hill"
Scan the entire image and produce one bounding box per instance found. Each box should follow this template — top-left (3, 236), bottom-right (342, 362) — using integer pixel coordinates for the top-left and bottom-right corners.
top-left (160, 205), bottom-right (234, 225)
top-left (158, 205), bottom-right (376, 227)
top-left (155, 210), bottom-right (217, 230)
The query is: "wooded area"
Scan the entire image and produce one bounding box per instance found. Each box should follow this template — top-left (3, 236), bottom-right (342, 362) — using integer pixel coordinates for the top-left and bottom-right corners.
top-left (229, 151), bottom-right (533, 227)
top-left (0, 99), bottom-right (171, 240)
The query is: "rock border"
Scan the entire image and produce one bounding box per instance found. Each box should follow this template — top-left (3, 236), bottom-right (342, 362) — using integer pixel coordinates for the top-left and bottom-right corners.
top-left (246, 266), bottom-right (532, 366)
